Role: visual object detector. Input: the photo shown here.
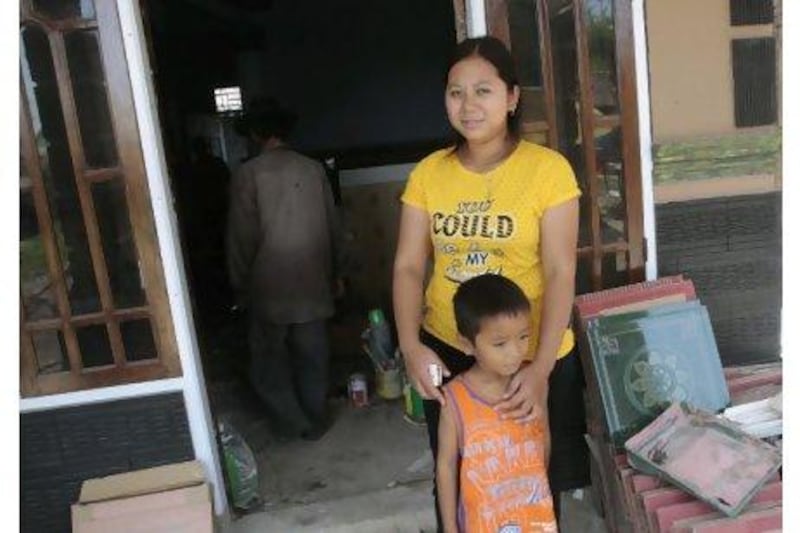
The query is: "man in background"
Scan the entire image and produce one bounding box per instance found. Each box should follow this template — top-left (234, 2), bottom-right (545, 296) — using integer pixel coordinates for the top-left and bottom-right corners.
top-left (227, 98), bottom-right (342, 440)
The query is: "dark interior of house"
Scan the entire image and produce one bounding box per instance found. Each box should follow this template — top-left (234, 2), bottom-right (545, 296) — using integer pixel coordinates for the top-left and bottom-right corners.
top-left (144, 0), bottom-right (455, 363)
top-left (141, 0), bottom-right (459, 514)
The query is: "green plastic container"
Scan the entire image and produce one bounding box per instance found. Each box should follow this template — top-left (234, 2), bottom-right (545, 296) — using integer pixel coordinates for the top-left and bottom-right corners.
top-left (403, 382), bottom-right (426, 424)
top-left (368, 308), bottom-right (386, 325)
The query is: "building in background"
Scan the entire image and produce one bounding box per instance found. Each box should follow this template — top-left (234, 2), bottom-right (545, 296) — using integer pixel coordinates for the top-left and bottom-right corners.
top-left (645, 0), bottom-right (781, 364)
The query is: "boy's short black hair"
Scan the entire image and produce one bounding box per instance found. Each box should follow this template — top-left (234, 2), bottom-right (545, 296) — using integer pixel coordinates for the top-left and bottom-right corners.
top-left (453, 274), bottom-right (531, 342)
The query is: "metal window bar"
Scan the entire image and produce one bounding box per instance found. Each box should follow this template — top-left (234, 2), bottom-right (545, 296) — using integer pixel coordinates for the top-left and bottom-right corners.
top-left (730, 0), bottom-right (774, 26)
top-left (732, 37), bottom-right (777, 127)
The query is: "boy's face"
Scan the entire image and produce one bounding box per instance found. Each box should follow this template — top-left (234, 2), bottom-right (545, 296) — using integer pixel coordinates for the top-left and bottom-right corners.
top-left (462, 312), bottom-right (531, 377)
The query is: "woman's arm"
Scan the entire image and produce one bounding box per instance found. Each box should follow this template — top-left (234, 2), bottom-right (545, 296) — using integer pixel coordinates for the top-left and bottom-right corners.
top-left (393, 204), bottom-right (450, 403)
top-left (495, 197), bottom-right (579, 420)
top-left (531, 195), bottom-right (580, 381)
top-left (436, 402), bottom-right (460, 533)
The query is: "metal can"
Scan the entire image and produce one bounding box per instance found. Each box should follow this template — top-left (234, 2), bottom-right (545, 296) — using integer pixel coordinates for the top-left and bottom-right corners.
top-left (428, 363), bottom-right (443, 388)
top-left (348, 373), bottom-right (369, 407)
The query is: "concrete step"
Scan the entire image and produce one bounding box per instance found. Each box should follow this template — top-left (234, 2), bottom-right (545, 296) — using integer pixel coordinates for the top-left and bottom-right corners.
top-left (223, 480), bottom-right (436, 533)
top-left (221, 484), bottom-right (611, 533)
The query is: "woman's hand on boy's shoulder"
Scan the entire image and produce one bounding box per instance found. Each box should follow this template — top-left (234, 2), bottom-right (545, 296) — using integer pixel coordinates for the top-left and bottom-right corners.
top-left (494, 363), bottom-right (549, 422)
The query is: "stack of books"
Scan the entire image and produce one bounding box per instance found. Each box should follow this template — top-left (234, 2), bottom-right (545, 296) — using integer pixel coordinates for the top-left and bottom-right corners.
top-left (720, 361), bottom-right (782, 444)
top-left (599, 441), bottom-right (782, 533)
top-left (574, 276), bottom-right (783, 532)
top-left (576, 276), bottom-right (728, 445)
top-left (723, 361), bottom-right (782, 406)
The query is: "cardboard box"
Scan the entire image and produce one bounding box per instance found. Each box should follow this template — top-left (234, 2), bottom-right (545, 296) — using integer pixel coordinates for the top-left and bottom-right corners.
top-left (71, 460), bottom-right (213, 533)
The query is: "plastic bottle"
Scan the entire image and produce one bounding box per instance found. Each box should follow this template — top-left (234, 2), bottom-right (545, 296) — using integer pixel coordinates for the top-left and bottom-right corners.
top-left (368, 308), bottom-right (394, 361)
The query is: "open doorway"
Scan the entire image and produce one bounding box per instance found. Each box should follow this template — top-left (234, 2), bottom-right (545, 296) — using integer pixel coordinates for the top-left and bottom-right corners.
top-left (140, 0), bottom-right (458, 523)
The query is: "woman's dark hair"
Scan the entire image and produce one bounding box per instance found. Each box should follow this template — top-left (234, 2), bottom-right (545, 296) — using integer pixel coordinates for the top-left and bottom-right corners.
top-left (446, 36), bottom-right (521, 145)
top-left (453, 274), bottom-right (531, 343)
top-left (234, 97), bottom-right (298, 141)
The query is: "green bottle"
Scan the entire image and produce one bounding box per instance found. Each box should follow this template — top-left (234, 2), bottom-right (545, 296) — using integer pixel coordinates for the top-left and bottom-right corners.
top-left (367, 308), bottom-right (394, 360)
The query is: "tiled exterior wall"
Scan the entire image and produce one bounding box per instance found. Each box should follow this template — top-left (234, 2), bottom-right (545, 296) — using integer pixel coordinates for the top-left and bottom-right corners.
top-left (656, 192), bottom-right (782, 364)
top-left (20, 393), bottom-right (195, 533)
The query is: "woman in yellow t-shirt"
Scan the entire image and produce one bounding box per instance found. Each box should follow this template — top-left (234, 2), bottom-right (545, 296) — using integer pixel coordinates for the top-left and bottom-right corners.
top-left (393, 36), bottom-right (587, 528)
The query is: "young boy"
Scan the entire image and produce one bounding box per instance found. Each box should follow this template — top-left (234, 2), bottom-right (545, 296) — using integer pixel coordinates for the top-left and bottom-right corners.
top-left (437, 274), bottom-right (557, 533)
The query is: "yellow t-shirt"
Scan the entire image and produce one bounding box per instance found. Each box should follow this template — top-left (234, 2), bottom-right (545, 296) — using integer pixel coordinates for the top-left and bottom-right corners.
top-left (401, 140), bottom-right (581, 359)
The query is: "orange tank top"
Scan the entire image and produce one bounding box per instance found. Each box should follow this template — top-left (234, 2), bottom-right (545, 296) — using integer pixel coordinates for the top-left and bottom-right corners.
top-left (444, 376), bottom-right (557, 533)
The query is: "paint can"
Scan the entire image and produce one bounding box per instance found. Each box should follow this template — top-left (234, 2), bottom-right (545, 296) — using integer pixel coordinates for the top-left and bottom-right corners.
top-left (348, 373), bottom-right (369, 407)
top-left (376, 366), bottom-right (402, 400)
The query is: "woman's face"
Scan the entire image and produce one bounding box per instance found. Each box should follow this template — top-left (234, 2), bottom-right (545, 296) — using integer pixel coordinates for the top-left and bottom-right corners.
top-left (445, 55), bottom-right (519, 146)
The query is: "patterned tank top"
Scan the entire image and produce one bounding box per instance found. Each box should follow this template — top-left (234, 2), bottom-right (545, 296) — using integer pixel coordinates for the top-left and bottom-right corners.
top-left (444, 376), bottom-right (557, 533)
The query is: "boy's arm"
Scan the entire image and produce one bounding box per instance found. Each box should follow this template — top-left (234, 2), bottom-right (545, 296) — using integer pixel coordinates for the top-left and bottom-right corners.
top-left (436, 401), bottom-right (460, 533)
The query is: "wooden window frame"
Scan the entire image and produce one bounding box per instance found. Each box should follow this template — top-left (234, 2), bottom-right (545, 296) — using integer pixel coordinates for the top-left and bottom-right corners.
top-left (20, 0), bottom-right (180, 397)
top-left (485, 0), bottom-right (645, 291)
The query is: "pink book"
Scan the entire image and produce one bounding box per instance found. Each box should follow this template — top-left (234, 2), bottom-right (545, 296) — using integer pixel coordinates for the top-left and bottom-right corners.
top-left (575, 276), bottom-right (696, 321)
top-left (681, 504), bottom-right (781, 532)
top-left (729, 383), bottom-right (782, 406)
top-left (617, 467), bottom-right (638, 524)
top-left (614, 453), bottom-right (630, 469)
top-left (631, 474), bottom-right (662, 494)
top-left (629, 474), bottom-right (663, 531)
top-left (723, 362), bottom-right (782, 381)
top-left (726, 372), bottom-right (782, 396)
top-left (575, 275), bottom-right (687, 306)
top-left (625, 404), bottom-right (782, 517)
top-left (656, 482), bottom-right (781, 532)
top-left (638, 488), bottom-right (695, 532)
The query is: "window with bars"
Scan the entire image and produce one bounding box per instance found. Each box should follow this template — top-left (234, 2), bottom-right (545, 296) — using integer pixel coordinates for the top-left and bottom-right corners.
top-left (20, 0), bottom-right (180, 397)
top-left (730, 0), bottom-right (774, 26)
top-left (731, 37), bottom-right (777, 127)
